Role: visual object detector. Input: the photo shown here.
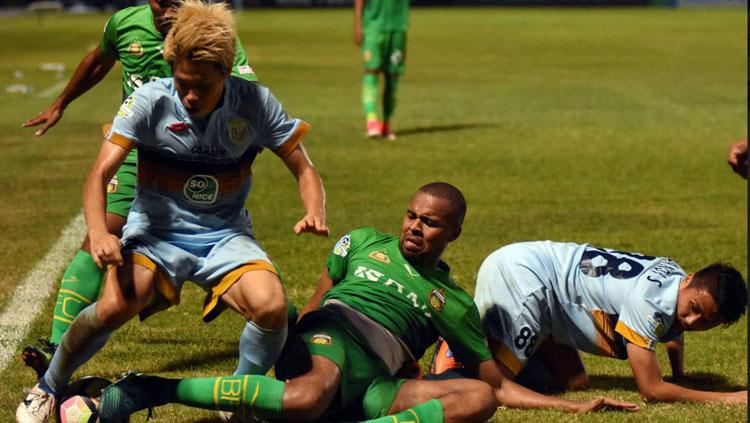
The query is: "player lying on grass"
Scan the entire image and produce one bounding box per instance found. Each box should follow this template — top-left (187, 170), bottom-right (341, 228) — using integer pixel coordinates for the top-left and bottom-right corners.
top-left (20, 0), bottom-right (260, 378)
top-left (93, 183), bottom-right (638, 422)
top-left (432, 241), bottom-right (748, 404)
top-left (16, 2), bottom-right (328, 422)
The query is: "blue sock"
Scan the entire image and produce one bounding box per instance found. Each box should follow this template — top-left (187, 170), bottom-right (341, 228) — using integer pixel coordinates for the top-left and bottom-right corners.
top-left (234, 320), bottom-right (287, 375)
top-left (42, 304), bottom-right (112, 394)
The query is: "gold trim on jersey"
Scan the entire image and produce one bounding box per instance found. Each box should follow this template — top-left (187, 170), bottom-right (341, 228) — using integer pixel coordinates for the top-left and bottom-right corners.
top-left (201, 261), bottom-right (278, 322)
top-left (492, 341), bottom-right (523, 376)
top-left (273, 120), bottom-right (310, 158)
top-left (615, 320), bottom-right (651, 350)
top-left (107, 131), bottom-right (136, 151)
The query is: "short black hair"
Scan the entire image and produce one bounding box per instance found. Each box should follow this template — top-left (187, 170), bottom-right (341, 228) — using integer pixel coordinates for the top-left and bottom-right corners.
top-left (692, 263), bottom-right (747, 327)
top-left (418, 182), bottom-right (467, 225)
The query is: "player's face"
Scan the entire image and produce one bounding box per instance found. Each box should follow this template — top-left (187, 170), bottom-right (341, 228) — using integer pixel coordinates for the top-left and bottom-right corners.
top-left (173, 59), bottom-right (228, 120)
top-left (399, 192), bottom-right (461, 267)
top-left (675, 279), bottom-right (721, 331)
top-left (149, 0), bottom-right (179, 36)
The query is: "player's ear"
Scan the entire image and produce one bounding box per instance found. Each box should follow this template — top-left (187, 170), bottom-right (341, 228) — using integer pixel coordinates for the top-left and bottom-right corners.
top-left (448, 223), bottom-right (461, 242)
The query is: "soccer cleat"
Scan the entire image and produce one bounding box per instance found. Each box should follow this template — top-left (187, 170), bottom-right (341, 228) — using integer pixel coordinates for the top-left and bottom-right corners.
top-left (366, 119), bottom-right (382, 138)
top-left (381, 122), bottom-right (396, 141)
top-left (429, 337), bottom-right (464, 375)
top-left (22, 339), bottom-right (57, 379)
top-left (16, 383), bottom-right (56, 423)
top-left (97, 372), bottom-right (157, 423)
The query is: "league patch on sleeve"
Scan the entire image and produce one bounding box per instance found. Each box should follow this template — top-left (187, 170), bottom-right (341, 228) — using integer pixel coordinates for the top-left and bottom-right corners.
top-left (646, 313), bottom-right (665, 337)
top-left (332, 234), bottom-right (351, 257)
top-left (238, 65), bottom-right (254, 75)
top-left (116, 95), bottom-right (137, 119)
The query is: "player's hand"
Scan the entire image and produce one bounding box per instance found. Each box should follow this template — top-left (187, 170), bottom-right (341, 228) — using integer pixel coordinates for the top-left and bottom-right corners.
top-left (572, 396), bottom-right (640, 413)
top-left (294, 213), bottom-right (329, 237)
top-left (22, 104), bottom-right (64, 136)
top-left (89, 231), bottom-right (123, 268)
top-left (727, 139), bottom-right (748, 178)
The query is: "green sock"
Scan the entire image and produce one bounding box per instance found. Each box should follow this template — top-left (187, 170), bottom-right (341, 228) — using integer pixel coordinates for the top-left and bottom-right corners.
top-left (362, 73), bottom-right (379, 122)
top-left (383, 76), bottom-right (399, 123)
top-left (50, 250), bottom-right (104, 344)
top-left (363, 399), bottom-right (444, 423)
top-left (173, 375), bottom-right (284, 420)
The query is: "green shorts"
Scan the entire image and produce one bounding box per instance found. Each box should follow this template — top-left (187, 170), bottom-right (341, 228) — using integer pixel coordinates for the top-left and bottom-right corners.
top-left (362, 29), bottom-right (407, 75)
top-left (105, 150), bottom-right (137, 218)
top-left (275, 308), bottom-right (406, 420)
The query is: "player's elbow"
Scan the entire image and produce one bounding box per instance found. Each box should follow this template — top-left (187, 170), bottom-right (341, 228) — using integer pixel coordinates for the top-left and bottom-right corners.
top-left (637, 384), bottom-right (661, 402)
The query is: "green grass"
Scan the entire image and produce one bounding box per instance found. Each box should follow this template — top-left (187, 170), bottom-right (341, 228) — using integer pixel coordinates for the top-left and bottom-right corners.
top-left (0, 6), bottom-right (746, 422)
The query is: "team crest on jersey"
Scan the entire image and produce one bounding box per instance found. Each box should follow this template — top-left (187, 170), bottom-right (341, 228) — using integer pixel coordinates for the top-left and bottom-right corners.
top-left (390, 50), bottom-right (403, 66)
top-left (107, 175), bottom-right (119, 194)
top-left (646, 313), bottom-right (665, 337)
top-left (428, 289), bottom-right (446, 312)
top-left (117, 96), bottom-right (136, 118)
top-left (127, 39), bottom-right (144, 57)
top-left (363, 49), bottom-right (372, 62)
top-left (228, 118), bottom-right (250, 145)
top-left (311, 333), bottom-right (332, 346)
top-left (368, 250), bottom-right (390, 264)
top-left (333, 234), bottom-right (351, 257)
top-left (183, 175), bottom-right (219, 204)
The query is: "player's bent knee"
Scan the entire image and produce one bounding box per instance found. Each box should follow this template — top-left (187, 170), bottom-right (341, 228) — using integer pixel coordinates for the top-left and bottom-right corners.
top-left (94, 297), bottom-right (138, 329)
top-left (248, 293), bottom-right (287, 329)
top-left (283, 386), bottom-right (329, 419)
top-left (467, 381), bottom-right (497, 421)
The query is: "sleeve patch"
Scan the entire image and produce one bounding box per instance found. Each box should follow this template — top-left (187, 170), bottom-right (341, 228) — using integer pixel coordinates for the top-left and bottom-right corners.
top-left (116, 95), bottom-right (137, 119)
top-left (333, 234), bottom-right (351, 257)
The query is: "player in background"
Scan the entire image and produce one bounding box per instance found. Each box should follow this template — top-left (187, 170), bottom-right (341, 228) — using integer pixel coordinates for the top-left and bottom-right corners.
top-left (94, 183), bottom-right (637, 423)
top-left (354, 0), bottom-right (407, 140)
top-left (432, 241), bottom-right (748, 404)
top-left (727, 138), bottom-right (748, 178)
top-left (20, 0), bottom-right (259, 378)
top-left (16, 1), bottom-right (327, 422)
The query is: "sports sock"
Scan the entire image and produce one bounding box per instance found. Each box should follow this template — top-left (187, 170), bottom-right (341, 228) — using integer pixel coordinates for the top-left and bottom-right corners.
top-left (51, 250), bottom-right (105, 344)
top-left (383, 76), bottom-right (399, 124)
top-left (43, 304), bottom-right (112, 394)
top-left (234, 320), bottom-right (287, 375)
top-left (362, 73), bottom-right (379, 122)
top-left (363, 399), bottom-right (444, 423)
top-left (166, 375), bottom-right (284, 419)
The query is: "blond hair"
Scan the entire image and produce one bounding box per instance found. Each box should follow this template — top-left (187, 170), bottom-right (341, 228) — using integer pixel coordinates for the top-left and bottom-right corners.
top-left (163, 0), bottom-right (236, 72)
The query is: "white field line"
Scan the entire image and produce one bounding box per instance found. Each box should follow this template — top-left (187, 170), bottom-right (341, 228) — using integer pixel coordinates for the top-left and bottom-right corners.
top-left (0, 212), bottom-right (85, 371)
top-left (37, 81), bottom-right (66, 98)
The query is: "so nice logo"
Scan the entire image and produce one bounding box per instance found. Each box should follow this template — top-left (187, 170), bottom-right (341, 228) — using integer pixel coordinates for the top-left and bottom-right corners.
top-left (183, 175), bottom-right (219, 204)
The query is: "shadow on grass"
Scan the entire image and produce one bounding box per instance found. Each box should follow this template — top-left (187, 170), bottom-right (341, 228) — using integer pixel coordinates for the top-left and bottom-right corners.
top-left (396, 122), bottom-right (497, 137)
top-left (587, 372), bottom-right (744, 392)
top-left (152, 346), bottom-right (238, 373)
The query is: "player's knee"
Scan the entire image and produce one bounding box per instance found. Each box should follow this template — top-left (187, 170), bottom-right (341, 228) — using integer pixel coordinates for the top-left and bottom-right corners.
top-left (283, 386), bottom-right (329, 419)
top-left (467, 380), bottom-right (497, 421)
top-left (248, 293), bottom-right (287, 330)
top-left (95, 292), bottom-right (140, 328)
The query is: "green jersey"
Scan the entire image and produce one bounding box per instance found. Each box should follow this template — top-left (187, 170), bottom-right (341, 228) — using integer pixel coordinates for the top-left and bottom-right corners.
top-left (324, 227), bottom-right (491, 365)
top-left (362, 0), bottom-right (409, 32)
top-left (100, 5), bottom-right (257, 100)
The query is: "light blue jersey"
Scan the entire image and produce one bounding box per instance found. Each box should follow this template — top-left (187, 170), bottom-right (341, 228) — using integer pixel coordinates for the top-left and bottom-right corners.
top-left (106, 76), bottom-right (308, 318)
top-left (474, 241), bottom-right (685, 375)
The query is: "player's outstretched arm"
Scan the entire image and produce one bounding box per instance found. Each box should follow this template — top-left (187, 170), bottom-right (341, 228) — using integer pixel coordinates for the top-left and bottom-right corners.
top-left (627, 342), bottom-right (746, 403)
top-left (475, 359), bottom-right (640, 413)
top-left (353, 0), bottom-right (364, 46)
top-left (23, 46), bottom-right (116, 136)
top-left (664, 338), bottom-right (684, 379)
top-left (83, 139), bottom-right (130, 268)
top-left (281, 144), bottom-right (329, 237)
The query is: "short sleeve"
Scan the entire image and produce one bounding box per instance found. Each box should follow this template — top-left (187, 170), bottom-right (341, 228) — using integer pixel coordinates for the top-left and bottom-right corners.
top-left (326, 233), bottom-right (354, 283)
top-left (109, 88), bottom-right (152, 149)
top-left (616, 302), bottom-right (669, 351)
top-left (231, 38), bottom-right (258, 82)
top-left (258, 90), bottom-right (309, 158)
top-left (99, 14), bottom-right (119, 59)
top-left (441, 305), bottom-right (492, 364)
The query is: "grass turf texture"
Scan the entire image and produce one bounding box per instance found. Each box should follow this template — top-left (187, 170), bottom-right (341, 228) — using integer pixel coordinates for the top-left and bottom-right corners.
top-left (0, 6), bottom-right (746, 422)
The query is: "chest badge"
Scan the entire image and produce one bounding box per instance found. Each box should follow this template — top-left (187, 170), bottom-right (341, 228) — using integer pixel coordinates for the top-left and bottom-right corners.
top-left (428, 289), bottom-right (446, 312)
top-left (127, 39), bottom-right (144, 57)
top-left (228, 118), bottom-right (249, 145)
top-left (368, 250), bottom-right (390, 264)
top-left (184, 175), bottom-right (219, 204)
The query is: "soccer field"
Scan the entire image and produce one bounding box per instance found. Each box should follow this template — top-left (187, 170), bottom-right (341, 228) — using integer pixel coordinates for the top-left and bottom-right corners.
top-left (0, 5), bottom-right (746, 422)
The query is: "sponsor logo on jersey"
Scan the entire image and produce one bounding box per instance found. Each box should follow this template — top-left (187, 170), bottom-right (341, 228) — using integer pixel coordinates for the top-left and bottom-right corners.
top-left (353, 265), bottom-right (433, 318)
top-left (190, 146), bottom-right (227, 158)
top-left (116, 96), bottom-right (136, 118)
top-left (127, 39), bottom-right (144, 57)
top-left (228, 118), bottom-right (249, 145)
top-left (647, 313), bottom-right (665, 337)
top-left (311, 334), bottom-right (332, 345)
top-left (428, 289), bottom-right (446, 312)
top-left (333, 234), bottom-right (351, 257)
top-left (183, 175), bottom-right (219, 204)
top-left (390, 50), bottom-right (403, 66)
top-left (237, 65), bottom-right (254, 75)
top-left (363, 50), bottom-right (372, 62)
top-left (107, 175), bottom-right (119, 193)
top-left (368, 250), bottom-right (390, 264)
top-left (403, 263), bottom-right (419, 278)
